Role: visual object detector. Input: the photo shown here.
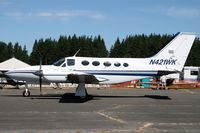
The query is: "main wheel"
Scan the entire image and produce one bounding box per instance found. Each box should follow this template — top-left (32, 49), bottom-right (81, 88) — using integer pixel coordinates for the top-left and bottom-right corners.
top-left (23, 90), bottom-right (31, 97)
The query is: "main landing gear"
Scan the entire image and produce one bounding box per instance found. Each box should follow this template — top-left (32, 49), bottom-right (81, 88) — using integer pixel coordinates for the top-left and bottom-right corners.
top-left (75, 83), bottom-right (88, 99)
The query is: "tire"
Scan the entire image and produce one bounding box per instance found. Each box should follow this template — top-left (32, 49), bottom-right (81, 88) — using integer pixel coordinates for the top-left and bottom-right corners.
top-left (23, 90), bottom-right (31, 97)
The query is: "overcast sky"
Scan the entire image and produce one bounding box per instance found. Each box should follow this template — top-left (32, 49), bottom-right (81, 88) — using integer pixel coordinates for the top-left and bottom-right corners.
top-left (1, 0), bottom-right (200, 53)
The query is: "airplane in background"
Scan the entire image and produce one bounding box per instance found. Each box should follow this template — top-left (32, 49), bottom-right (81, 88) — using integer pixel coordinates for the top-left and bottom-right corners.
top-left (5, 32), bottom-right (196, 98)
top-left (0, 58), bottom-right (30, 89)
top-left (0, 71), bottom-right (25, 89)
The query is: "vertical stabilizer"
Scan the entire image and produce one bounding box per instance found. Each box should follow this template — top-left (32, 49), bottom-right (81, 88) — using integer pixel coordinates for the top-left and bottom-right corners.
top-left (149, 32), bottom-right (196, 71)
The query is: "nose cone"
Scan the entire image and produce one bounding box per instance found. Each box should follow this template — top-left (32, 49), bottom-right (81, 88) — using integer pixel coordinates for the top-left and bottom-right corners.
top-left (5, 67), bottom-right (39, 81)
top-left (5, 70), bottom-right (23, 80)
top-left (5, 70), bottom-right (16, 77)
top-left (5, 65), bottom-right (56, 83)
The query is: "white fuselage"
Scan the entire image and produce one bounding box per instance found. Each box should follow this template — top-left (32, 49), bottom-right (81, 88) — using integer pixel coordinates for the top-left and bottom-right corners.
top-left (5, 56), bottom-right (176, 84)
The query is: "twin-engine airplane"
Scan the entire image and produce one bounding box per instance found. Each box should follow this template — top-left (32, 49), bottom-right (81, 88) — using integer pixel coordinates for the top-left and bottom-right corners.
top-left (5, 32), bottom-right (196, 98)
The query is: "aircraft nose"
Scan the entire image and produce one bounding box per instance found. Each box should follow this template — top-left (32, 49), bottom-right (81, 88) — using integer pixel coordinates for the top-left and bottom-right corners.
top-left (5, 70), bottom-right (16, 77)
top-left (5, 70), bottom-right (27, 81)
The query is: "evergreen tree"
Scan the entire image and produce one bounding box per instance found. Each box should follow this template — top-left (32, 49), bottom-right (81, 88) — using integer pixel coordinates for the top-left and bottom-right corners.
top-left (93, 35), bottom-right (108, 57)
top-left (7, 42), bottom-right (13, 58)
top-left (186, 38), bottom-right (200, 66)
top-left (21, 45), bottom-right (29, 63)
top-left (29, 40), bottom-right (40, 65)
top-left (0, 42), bottom-right (7, 62)
top-left (110, 38), bottom-right (121, 57)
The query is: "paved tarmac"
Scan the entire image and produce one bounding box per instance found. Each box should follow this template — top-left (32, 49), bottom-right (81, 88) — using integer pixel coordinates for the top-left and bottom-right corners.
top-left (0, 87), bottom-right (200, 133)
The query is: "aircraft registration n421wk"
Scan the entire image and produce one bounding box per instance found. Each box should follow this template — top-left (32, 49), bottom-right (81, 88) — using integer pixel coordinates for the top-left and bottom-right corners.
top-left (149, 59), bottom-right (177, 65)
top-left (5, 32), bottom-right (197, 98)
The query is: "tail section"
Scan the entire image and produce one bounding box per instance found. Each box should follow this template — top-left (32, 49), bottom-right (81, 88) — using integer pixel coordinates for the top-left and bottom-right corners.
top-left (149, 32), bottom-right (196, 71)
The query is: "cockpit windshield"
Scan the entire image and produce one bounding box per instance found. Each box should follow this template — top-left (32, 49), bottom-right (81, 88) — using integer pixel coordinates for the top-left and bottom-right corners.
top-left (53, 58), bottom-right (65, 66)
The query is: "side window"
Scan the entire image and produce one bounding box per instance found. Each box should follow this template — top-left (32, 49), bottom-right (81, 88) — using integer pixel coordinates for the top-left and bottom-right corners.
top-left (82, 60), bottom-right (89, 66)
top-left (92, 61), bottom-right (100, 66)
top-left (104, 61), bottom-right (111, 67)
top-left (114, 62), bottom-right (121, 67)
top-left (123, 63), bottom-right (129, 67)
top-left (67, 59), bottom-right (75, 66)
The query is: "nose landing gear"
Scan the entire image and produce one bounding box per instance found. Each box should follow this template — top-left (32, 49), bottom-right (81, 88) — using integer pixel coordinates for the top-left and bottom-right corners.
top-left (22, 84), bottom-right (30, 97)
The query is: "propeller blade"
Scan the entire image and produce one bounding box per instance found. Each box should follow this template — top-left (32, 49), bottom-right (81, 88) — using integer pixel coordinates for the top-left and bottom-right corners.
top-left (39, 74), bottom-right (42, 94)
top-left (39, 57), bottom-right (42, 95)
top-left (39, 57), bottom-right (42, 70)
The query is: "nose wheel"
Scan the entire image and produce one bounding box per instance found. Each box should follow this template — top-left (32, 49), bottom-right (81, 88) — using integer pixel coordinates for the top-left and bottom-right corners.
top-left (23, 89), bottom-right (31, 97)
top-left (23, 84), bottom-right (31, 97)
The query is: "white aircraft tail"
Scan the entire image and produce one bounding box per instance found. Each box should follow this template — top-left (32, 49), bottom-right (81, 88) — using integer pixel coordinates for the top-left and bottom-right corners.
top-left (149, 32), bottom-right (196, 71)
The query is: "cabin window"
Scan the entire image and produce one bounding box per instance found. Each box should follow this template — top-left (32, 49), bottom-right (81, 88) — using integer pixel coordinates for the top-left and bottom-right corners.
top-left (67, 59), bottom-right (75, 66)
top-left (191, 71), bottom-right (198, 75)
top-left (123, 63), bottom-right (129, 67)
top-left (82, 60), bottom-right (89, 66)
top-left (62, 63), bottom-right (66, 67)
top-left (114, 62), bottom-right (121, 67)
top-left (104, 61), bottom-right (111, 67)
top-left (92, 61), bottom-right (100, 66)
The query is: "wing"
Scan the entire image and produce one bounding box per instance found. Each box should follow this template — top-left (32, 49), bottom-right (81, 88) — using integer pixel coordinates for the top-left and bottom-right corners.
top-left (67, 73), bottom-right (108, 84)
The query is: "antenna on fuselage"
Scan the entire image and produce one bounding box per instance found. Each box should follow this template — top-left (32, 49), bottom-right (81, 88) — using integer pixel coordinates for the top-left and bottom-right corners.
top-left (73, 49), bottom-right (80, 57)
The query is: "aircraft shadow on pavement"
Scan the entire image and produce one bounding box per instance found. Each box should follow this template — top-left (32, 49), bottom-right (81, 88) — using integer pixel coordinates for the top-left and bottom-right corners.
top-left (26, 93), bottom-right (93, 103)
top-left (31, 93), bottom-right (171, 103)
top-left (59, 93), bottom-right (94, 103)
top-left (92, 95), bottom-right (171, 100)
top-left (143, 95), bottom-right (171, 100)
top-left (61, 94), bottom-right (171, 103)
top-left (1, 93), bottom-right (171, 103)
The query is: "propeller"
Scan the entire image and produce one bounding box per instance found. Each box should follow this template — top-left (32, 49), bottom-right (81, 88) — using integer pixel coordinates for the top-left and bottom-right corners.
top-left (39, 57), bottom-right (42, 95)
top-left (33, 57), bottom-right (43, 95)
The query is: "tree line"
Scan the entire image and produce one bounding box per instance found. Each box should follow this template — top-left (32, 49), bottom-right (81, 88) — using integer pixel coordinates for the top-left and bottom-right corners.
top-left (0, 33), bottom-right (200, 66)
top-left (0, 42), bottom-right (29, 63)
top-left (29, 35), bottom-right (108, 65)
